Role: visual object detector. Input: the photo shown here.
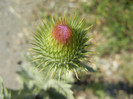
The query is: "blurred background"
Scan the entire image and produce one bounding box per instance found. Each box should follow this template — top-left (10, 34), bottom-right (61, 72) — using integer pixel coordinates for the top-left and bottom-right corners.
top-left (0, 0), bottom-right (133, 99)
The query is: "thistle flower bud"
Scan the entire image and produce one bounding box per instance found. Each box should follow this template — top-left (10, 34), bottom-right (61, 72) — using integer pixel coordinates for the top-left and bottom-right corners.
top-left (52, 25), bottom-right (71, 44)
top-left (31, 15), bottom-right (94, 79)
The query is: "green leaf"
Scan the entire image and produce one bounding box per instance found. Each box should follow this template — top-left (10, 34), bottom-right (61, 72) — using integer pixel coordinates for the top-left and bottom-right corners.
top-left (0, 77), bottom-right (11, 99)
top-left (43, 80), bottom-right (74, 99)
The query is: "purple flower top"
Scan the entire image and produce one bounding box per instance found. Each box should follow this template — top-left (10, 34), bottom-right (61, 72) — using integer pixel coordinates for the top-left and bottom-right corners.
top-left (52, 25), bottom-right (72, 44)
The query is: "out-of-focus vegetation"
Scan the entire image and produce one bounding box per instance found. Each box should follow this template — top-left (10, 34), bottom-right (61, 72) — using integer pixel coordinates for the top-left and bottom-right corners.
top-left (81, 0), bottom-right (133, 55)
top-left (0, 55), bottom-right (74, 99)
top-left (0, 78), bottom-right (11, 99)
top-left (120, 53), bottom-right (133, 84)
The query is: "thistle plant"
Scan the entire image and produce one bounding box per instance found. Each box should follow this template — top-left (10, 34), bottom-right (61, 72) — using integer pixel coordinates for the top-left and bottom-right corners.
top-left (31, 14), bottom-right (94, 79)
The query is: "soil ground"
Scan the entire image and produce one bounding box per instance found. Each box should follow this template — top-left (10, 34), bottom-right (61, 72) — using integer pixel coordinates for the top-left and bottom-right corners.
top-left (0, 0), bottom-right (43, 89)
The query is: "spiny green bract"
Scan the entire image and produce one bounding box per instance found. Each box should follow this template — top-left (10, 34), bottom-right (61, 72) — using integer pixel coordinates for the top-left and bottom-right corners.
top-left (31, 15), bottom-right (94, 79)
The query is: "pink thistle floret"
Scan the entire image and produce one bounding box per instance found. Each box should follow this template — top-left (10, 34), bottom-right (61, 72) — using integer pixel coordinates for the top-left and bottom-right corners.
top-left (52, 24), bottom-right (72, 44)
